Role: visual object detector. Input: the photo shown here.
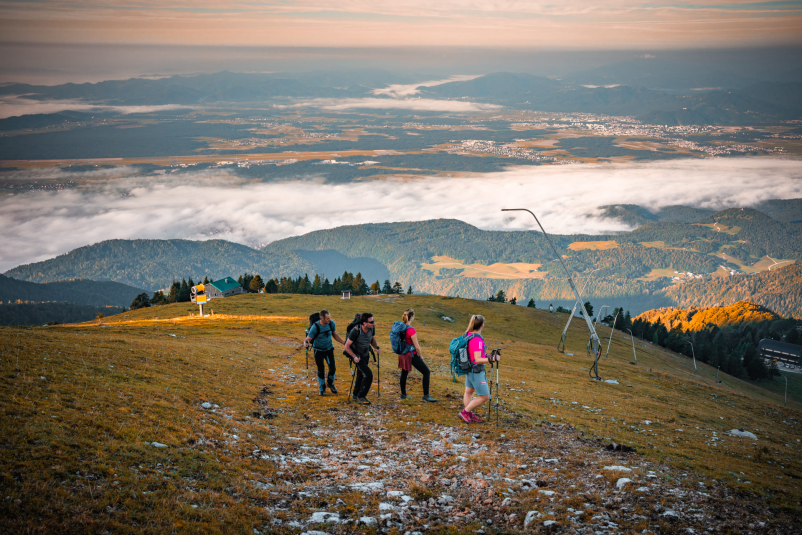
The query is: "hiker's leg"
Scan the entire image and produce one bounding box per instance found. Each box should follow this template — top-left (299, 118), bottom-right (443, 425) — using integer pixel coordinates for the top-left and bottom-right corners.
top-left (411, 355), bottom-right (430, 396)
top-left (313, 350), bottom-right (326, 391)
top-left (356, 359), bottom-right (373, 397)
top-left (399, 368), bottom-right (409, 396)
top-left (324, 349), bottom-right (336, 386)
top-left (464, 369), bottom-right (490, 411)
top-left (463, 387), bottom-right (475, 408)
top-left (465, 394), bottom-right (489, 413)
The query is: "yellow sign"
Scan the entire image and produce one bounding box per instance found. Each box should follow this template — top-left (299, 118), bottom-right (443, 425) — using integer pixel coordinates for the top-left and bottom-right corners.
top-left (196, 284), bottom-right (205, 293)
top-left (196, 295), bottom-right (208, 304)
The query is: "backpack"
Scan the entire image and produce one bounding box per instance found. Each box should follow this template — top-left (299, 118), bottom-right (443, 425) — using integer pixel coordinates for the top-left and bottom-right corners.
top-left (449, 333), bottom-right (481, 378)
top-left (390, 321), bottom-right (410, 355)
top-left (307, 312), bottom-right (332, 346)
top-left (345, 313), bottom-right (362, 337)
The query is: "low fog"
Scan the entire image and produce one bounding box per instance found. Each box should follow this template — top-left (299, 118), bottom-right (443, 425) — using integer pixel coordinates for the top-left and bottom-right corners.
top-left (1, 158), bottom-right (800, 272)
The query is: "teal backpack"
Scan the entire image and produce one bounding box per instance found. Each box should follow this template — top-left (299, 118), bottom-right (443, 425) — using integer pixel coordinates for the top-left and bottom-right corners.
top-left (449, 333), bottom-right (481, 381)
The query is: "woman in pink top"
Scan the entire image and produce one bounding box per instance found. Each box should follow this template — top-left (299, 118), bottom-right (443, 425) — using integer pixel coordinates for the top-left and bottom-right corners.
top-left (398, 309), bottom-right (437, 402)
top-left (459, 314), bottom-right (498, 423)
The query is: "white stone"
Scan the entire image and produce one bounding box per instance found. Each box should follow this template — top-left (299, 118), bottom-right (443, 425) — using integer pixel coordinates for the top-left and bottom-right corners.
top-left (524, 511), bottom-right (540, 528)
top-left (348, 482), bottom-right (384, 492)
top-left (438, 495), bottom-right (454, 504)
top-left (544, 520), bottom-right (558, 527)
top-left (359, 517), bottom-right (377, 526)
top-left (603, 465), bottom-right (631, 471)
top-left (538, 490), bottom-right (555, 496)
top-left (309, 512), bottom-right (340, 524)
top-left (378, 502), bottom-right (396, 512)
top-left (544, 458), bottom-right (559, 463)
top-left (151, 442), bottom-right (168, 448)
top-left (501, 497), bottom-right (511, 507)
top-left (727, 429), bottom-right (758, 440)
top-left (387, 491), bottom-right (404, 498)
top-left (636, 486), bottom-right (649, 492)
top-left (616, 478), bottom-right (632, 489)
top-left (201, 402), bottom-right (212, 409)
top-left (642, 420), bottom-right (652, 425)
top-left (604, 380), bottom-right (620, 385)
top-left (300, 532), bottom-right (330, 535)
top-left (662, 510), bottom-right (679, 517)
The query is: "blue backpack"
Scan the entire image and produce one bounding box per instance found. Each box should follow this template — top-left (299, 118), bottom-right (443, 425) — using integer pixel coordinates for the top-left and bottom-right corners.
top-left (449, 333), bottom-right (481, 380)
top-left (390, 321), bottom-right (410, 354)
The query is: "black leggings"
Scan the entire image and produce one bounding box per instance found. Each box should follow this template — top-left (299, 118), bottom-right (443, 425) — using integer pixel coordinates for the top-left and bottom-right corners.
top-left (352, 355), bottom-right (373, 398)
top-left (400, 354), bottom-right (430, 396)
top-left (313, 349), bottom-right (336, 385)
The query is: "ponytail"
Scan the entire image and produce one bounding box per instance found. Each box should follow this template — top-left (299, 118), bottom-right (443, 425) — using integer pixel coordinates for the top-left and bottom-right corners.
top-left (466, 314), bottom-right (485, 333)
top-left (402, 308), bottom-right (415, 324)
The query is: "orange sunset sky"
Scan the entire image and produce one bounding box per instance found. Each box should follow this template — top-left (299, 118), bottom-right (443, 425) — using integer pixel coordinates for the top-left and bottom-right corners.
top-left (1, 1), bottom-right (800, 48)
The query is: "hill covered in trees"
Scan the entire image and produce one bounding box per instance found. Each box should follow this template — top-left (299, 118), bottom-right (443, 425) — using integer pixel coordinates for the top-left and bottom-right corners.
top-left (635, 300), bottom-right (780, 332)
top-left (0, 302), bottom-right (124, 326)
top-left (6, 204), bottom-right (802, 316)
top-left (0, 274), bottom-right (144, 307)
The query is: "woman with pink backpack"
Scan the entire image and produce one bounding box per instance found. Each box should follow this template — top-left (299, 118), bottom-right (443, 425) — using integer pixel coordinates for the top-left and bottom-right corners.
top-left (458, 314), bottom-right (499, 423)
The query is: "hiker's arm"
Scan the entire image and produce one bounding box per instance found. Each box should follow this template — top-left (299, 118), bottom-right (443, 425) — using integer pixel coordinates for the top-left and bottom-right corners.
top-left (411, 333), bottom-right (422, 357)
top-left (332, 332), bottom-right (345, 345)
top-left (370, 336), bottom-right (381, 353)
top-left (345, 338), bottom-right (359, 363)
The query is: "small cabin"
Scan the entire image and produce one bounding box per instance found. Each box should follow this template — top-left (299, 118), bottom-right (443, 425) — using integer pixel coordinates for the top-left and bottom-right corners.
top-left (341, 291), bottom-right (351, 300)
top-left (205, 277), bottom-right (245, 300)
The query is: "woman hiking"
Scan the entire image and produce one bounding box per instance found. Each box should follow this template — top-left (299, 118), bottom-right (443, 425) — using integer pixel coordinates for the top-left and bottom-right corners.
top-left (458, 314), bottom-right (498, 423)
top-left (397, 309), bottom-right (437, 402)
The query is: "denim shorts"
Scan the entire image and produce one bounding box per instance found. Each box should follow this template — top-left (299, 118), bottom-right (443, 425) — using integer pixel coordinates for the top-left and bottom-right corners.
top-left (465, 369), bottom-right (489, 396)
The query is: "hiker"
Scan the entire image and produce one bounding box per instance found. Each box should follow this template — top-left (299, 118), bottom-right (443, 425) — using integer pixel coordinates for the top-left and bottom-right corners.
top-left (304, 309), bottom-right (346, 396)
top-left (458, 314), bottom-right (499, 423)
top-left (345, 312), bottom-right (381, 405)
top-left (395, 309), bottom-right (437, 402)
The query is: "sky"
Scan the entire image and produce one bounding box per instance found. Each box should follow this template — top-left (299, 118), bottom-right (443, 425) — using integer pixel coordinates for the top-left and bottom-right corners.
top-left (1, 1), bottom-right (800, 49)
top-left (2, 158), bottom-right (800, 273)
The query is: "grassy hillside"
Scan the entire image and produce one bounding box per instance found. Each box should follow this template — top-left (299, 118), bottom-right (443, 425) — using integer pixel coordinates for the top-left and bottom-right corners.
top-left (636, 300), bottom-right (780, 331)
top-left (0, 274), bottom-right (144, 307)
top-left (1, 293), bottom-right (800, 533)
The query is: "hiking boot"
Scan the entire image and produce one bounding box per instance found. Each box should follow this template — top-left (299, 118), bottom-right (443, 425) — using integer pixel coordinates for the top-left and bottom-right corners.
top-left (400, 394), bottom-right (410, 400)
top-left (458, 410), bottom-right (472, 423)
top-left (319, 388), bottom-right (326, 396)
top-left (328, 383), bottom-right (338, 394)
top-left (422, 395), bottom-right (438, 403)
top-left (469, 412), bottom-right (484, 423)
top-left (357, 396), bottom-right (371, 405)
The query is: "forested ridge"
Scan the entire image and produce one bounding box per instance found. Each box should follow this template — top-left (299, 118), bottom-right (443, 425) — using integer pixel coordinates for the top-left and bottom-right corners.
top-left (6, 205), bottom-right (802, 316)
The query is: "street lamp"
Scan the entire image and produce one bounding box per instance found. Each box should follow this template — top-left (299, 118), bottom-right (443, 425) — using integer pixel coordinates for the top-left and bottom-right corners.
top-left (686, 340), bottom-right (697, 375)
top-left (627, 329), bottom-right (637, 365)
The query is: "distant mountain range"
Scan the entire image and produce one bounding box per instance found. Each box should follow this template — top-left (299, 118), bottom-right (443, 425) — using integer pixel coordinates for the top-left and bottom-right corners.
top-left (1, 67), bottom-right (799, 126)
top-left (5, 201), bottom-right (802, 318)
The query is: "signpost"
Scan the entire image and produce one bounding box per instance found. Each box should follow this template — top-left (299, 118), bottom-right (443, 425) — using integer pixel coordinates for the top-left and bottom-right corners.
top-left (191, 284), bottom-right (208, 316)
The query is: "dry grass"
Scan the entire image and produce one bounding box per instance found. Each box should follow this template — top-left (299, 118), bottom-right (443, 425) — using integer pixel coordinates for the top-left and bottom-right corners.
top-left (1, 293), bottom-right (800, 533)
top-left (567, 241), bottom-right (619, 252)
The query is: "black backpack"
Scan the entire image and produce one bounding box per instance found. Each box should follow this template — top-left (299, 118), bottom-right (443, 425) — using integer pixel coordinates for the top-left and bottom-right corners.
top-left (307, 312), bottom-right (332, 345)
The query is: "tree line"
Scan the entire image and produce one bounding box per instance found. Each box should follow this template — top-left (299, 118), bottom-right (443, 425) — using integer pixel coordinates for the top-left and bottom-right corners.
top-left (130, 271), bottom-right (413, 309)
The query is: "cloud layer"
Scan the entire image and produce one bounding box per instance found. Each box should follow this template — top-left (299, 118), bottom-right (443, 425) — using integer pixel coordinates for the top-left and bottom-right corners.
top-left (278, 97), bottom-right (500, 112)
top-left (1, 158), bottom-right (801, 272)
top-left (0, 96), bottom-right (191, 119)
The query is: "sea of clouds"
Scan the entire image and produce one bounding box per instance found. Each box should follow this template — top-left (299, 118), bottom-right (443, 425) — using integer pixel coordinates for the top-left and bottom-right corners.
top-left (1, 157), bottom-right (801, 272)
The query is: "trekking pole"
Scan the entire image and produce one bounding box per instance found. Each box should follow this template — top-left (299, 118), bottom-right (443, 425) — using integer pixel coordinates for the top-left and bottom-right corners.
top-left (305, 346), bottom-right (309, 399)
top-left (488, 359), bottom-right (494, 420)
top-left (495, 358), bottom-right (500, 427)
top-left (347, 359), bottom-right (357, 402)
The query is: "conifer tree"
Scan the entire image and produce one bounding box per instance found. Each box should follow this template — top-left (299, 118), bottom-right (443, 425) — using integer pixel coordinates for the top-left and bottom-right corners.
top-left (382, 280), bottom-right (392, 294)
top-left (407, 285), bottom-right (413, 295)
top-left (527, 298), bottom-right (536, 308)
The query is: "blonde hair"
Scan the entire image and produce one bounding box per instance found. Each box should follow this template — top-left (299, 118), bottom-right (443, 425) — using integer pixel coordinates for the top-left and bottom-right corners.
top-left (402, 309), bottom-right (415, 324)
top-left (466, 314), bottom-right (485, 333)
